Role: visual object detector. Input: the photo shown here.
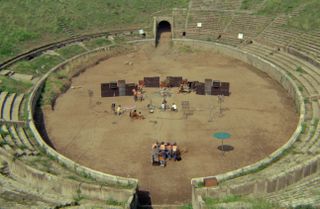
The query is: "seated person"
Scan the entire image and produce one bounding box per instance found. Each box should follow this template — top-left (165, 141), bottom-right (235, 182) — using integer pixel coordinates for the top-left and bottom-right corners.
top-left (171, 103), bottom-right (177, 111)
top-left (116, 105), bottom-right (122, 115)
top-left (165, 142), bottom-right (172, 159)
top-left (159, 142), bottom-right (166, 152)
top-left (111, 103), bottom-right (116, 113)
top-left (159, 151), bottom-right (166, 167)
top-left (172, 142), bottom-right (179, 161)
top-left (137, 91), bottom-right (144, 101)
top-left (130, 110), bottom-right (139, 119)
top-left (132, 89), bottom-right (138, 101)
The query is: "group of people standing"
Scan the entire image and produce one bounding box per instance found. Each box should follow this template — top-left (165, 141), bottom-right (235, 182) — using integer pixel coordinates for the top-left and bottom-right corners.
top-left (151, 141), bottom-right (181, 167)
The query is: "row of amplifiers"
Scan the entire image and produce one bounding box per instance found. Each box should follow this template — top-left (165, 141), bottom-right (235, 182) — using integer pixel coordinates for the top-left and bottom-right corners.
top-left (101, 78), bottom-right (230, 97)
top-left (143, 76), bottom-right (183, 88)
top-left (195, 80), bottom-right (230, 96)
top-left (101, 81), bottom-right (136, 97)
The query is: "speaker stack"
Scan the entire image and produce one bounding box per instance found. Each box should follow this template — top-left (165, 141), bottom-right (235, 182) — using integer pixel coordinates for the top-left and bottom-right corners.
top-left (211, 80), bottom-right (221, 95)
top-left (144, 76), bottom-right (160, 87)
top-left (220, 82), bottom-right (230, 96)
top-left (167, 76), bottom-right (183, 87)
top-left (118, 80), bottom-right (126, 96)
top-left (101, 83), bottom-right (118, 97)
top-left (125, 83), bottom-right (136, 96)
top-left (205, 79), bottom-right (213, 95)
top-left (196, 82), bottom-right (205, 95)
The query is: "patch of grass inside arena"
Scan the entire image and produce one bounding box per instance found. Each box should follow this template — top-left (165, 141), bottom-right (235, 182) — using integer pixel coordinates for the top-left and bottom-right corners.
top-left (83, 38), bottom-right (113, 50)
top-left (56, 44), bottom-right (87, 59)
top-left (0, 76), bottom-right (32, 94)
top-left (9, 54), bottom-right (64, 76)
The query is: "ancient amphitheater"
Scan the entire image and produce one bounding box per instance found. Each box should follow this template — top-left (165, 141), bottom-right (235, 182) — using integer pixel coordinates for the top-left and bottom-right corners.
top-left (0, 0), bottom-right (319, 208)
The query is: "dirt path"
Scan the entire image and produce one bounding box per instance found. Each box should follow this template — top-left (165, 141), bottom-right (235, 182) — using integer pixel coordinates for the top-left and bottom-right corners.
top-left (43, 42), bottom-right (298, 204)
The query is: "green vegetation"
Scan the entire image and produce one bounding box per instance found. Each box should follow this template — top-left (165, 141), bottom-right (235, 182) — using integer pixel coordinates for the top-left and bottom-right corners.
top-left (0, 0), bottom-right (188, 62)
top-left (204, 196), bottom-right (279, 209)
top-left (241, 0), bottom-right (264, 10)
top-left (106, 198), bottom-right (124, 206)
top-left (40, 70), bottom-right (70, 107)
top-left (10, 54), bottom-right (63, 76)
top-left (73, 188), bottom-right (85, 204)
top-left (56, 44), bottom-right (87, 59)
top-left (28, 156), bottom-right (58, 175)
top-left (296, 66), bottom-right (305, 74)
top-left (257, 0), bottom-right (303, 15)
top-left (0, 76), bottom-right (32, 94)
top-left (288, 1), bottom-right (320, 30)
top-left (243, 0), bottom-right (320, 31)
top-left (179, 204), bottom-right (193, 209)
top-left (301, 122), bottom-right (307, 134)
top-left (83, 38), bottom-right (112, 50)
top-left (292, 205), bottom-right (317, 209)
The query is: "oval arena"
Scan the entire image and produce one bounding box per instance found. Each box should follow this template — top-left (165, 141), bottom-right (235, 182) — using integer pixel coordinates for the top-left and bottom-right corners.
top-left (0, 1), bottom-right (320, 208)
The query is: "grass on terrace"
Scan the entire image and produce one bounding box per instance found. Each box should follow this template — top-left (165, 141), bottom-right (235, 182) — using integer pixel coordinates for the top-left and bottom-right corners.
top-left (83, 38), bottom-right (113, 50)
top-left (55, 44), bottom-right (87, 59)
top-left (9, 54), bottom-right (64, 76)
top-left (241, 0), bottom-right (320, 31)
top-left (0, 0), bottom-right (188, 63)
top-left (0, 76), bottom-right (32, 94)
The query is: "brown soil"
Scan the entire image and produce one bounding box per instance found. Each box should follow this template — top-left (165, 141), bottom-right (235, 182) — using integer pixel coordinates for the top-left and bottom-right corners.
top-left (43, 36), bottom-right (298, 204)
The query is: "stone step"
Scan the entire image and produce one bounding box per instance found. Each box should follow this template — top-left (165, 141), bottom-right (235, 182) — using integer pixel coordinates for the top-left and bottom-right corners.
top-left (2, 93), bottom-right (16, 121)
top-left (9, 125), bottom-right (24, 148)
top-left (244, 44), bottom-right (318, 96)
top-left (0, 91), bottom-right (8, 119)
top-left (17, 127), bottom-right (34, 150)
top-left (11, 94), bottom-right (24, 121)
top-left (1, 125), bottom-right (14, 146)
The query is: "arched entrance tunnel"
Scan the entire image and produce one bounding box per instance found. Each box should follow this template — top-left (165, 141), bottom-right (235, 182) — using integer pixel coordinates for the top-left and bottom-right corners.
top-left (156, 20), bottom-right (171, 46)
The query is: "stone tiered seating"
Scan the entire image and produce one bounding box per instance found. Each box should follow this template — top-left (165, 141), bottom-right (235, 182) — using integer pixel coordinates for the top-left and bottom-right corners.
top-left (0, 91), bottom-right (8, 119)
top-left (217, 14), bottom-right (273, 45)
top-left (243, 43), bottom-right (320, 149)
top-left (186, 10), bottom-right (232, 40)
top-left (11, 94), bottom-right (24, 121)
top-left (256, 16), bottom-right (303, 48)
top-left (265, 172), bottom-right (320, 207)
top-left (2, 93), bottom-right (16, 121)
top-left (289, 30), bottom-right (320, 65)
top-left (191, 0), bottom-right (242, 10)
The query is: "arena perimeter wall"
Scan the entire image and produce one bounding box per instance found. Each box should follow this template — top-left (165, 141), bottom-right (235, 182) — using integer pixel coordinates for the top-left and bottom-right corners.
top-left (26, 38), bottom-right (307, 207)
top-left (172, 39), bottom-right (306, 209)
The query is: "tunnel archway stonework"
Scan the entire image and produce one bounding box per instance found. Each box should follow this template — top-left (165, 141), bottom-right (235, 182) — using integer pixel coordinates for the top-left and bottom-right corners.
top-left (153, 16), bottom-right (174, 40)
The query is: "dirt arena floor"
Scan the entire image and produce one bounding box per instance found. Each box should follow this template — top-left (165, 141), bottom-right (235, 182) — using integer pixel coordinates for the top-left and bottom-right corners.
top-left (43, 36), bottom-right (298, 204)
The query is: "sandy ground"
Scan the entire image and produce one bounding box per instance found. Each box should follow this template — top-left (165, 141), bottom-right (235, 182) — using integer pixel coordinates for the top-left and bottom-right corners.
top-left (43, 34), bottom-right (298, 204)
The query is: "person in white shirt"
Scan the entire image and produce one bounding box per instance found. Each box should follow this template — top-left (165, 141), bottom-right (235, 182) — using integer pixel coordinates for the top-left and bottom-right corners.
top-left (171, 103), bottom-right (177, 111)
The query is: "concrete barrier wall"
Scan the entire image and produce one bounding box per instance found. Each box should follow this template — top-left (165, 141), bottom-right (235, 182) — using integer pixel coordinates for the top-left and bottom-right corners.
top-left (172, 39), bottom-right (306, 209)
top-left (27, 44), bottom-right (142, 187)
